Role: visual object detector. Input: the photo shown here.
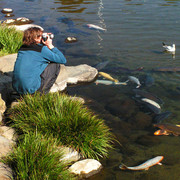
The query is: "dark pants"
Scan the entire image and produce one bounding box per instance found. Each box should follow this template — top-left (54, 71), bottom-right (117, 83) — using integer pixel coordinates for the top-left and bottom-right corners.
top-left (38, 63), bottom-right (60, 94)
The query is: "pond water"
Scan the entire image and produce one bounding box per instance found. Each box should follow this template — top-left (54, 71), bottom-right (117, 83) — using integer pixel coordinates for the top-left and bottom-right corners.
top-left (1, 0), bottom-right (180, 179)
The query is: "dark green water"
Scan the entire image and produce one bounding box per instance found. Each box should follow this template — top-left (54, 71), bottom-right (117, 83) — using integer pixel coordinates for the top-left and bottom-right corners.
top-left (1, 0), bottom-right (180, 179)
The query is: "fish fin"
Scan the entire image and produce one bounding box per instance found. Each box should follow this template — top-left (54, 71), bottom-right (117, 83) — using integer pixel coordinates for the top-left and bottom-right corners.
top-left (145, 167), bottom-right (149, 170)
top-left (158, 162), bottom-right (162, 165)
top-left (136, 84), bottom-right (141, 88)
top-left (119, 164), bottom-right (128, 170)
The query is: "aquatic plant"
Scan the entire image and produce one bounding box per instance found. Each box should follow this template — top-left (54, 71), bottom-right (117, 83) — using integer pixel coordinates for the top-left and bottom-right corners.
top-left (9, 92), bottom-right (114, 159)
top-left (2, 132), bottom-right (74, 180)
top-left (0, 25), bottom-right (23, 56)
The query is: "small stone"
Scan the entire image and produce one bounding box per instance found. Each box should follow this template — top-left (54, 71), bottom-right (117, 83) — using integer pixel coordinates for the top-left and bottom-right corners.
top-left (5, 13), bottom-right (14, 17)
top-left (2, 19), bottom-right (15, 24)
top-left (69, 159), bottom-right (102, 178)
top-left (65, 37), bottom-right (77, 43)
top-left (10, 101), bottom-right (20, 108)
top-left (58, 146), bottom-right (81, 162)
top-left (1, 8), bottom-right (13, 14)
top-left (16, 17), bottom-right (30, 22)
top-left (69, 96), bottom-right (85, 104)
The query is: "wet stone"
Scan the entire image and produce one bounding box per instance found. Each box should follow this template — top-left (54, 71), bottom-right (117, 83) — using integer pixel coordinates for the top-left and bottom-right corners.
top-left (1, 8), bottom-right (13, 14)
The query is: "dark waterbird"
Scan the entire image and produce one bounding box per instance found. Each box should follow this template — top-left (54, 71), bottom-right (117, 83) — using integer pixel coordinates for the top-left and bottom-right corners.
top-left (133, 89), bottom-right (163, 105)
top-left (153, 111), bottom-right (172, 123)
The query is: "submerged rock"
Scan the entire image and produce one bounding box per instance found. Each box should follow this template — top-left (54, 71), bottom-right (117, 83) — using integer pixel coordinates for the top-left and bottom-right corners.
top-left (69, 159), bottom-right (102, 178)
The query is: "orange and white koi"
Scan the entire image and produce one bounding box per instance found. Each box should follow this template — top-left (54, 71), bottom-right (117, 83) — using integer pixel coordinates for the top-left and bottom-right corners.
top-left (119, 156), bottom-right (164, 171)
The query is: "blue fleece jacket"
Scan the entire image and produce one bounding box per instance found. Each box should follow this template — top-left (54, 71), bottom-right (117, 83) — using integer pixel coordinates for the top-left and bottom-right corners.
top-left (13, 44), bottom-right (66, 94)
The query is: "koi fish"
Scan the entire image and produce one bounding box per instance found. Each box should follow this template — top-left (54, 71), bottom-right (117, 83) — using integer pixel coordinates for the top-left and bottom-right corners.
top-left (128, 76), bottom-right (141, 88)
top-left (154, 123), bottom-right (180, 136)
top-left (141, 98), bottom-right (161, 109)
top-left (87, 24), bottom-right (106, 31)
top-left (133, 89), bottom-right (163, 104)
top-left (95, 80), bottom-right (127, 85)
top-left (99, 72), bottom-right (119, 82)
top-left (119, 156), bottom-right (164, 171)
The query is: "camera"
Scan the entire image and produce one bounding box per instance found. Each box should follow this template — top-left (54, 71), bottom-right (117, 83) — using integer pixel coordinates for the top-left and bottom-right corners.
top-left (42, 33), bottom-right (54, 41)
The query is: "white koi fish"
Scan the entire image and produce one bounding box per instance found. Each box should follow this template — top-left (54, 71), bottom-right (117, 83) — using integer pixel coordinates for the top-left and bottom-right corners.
top-left (95, 80), bottom-right (127, 85)
top-left (128, 76), bottom-right (141, 88)
top-left (141, 98), bottom-right (161, 109)
top-left (87, 24), bottom-right (106, 31)
top-left (119, 156), bottom-right (164, 171)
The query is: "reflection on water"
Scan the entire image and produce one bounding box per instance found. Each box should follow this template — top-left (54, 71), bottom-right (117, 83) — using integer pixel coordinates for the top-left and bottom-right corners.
top-left (53, 0), bottom-right (94, 13)
top-left (1, 0), bottom-right (180, 179)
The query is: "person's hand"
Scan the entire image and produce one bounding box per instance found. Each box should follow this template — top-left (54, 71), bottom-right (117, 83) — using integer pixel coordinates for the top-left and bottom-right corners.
top-left (42, 33), bottom-right (54, 49)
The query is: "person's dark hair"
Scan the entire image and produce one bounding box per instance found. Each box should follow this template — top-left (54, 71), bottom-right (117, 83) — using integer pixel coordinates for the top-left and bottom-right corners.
top-left (23, 27), bottom-right (43, 46)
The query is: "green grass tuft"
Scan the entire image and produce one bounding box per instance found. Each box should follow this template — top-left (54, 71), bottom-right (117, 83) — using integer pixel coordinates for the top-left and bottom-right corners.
top-left (9, 92), bottom-right (114, 159)
top-left (2, 132), bottom-right (75, 180)
top-left (0, 25), bottom-right (23, 56)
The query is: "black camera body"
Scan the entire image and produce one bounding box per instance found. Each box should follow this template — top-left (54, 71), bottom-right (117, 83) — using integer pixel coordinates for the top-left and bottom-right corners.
top-left (42, 33), bottom-right (54, 41)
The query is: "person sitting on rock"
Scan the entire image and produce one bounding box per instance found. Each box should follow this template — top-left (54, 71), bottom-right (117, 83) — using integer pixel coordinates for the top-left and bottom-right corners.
top-left (13, 27), bottom-right (67, 95)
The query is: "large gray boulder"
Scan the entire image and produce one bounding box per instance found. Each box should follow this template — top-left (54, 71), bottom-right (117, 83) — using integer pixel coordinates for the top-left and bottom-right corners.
top-left (0, 54), bottom-right (98, 93)
top-left (50, 64), bottom-right (98, 92)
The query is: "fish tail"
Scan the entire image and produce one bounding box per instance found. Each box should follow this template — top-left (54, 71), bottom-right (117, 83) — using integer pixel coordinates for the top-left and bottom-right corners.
top-left (119, 164), bottom-right (128, 170)
top-left (114, 79), bottom-right (119, 83)
top-left (136, 84), bottom-right (141, 88)
top-left (162, 42), bottom-right (166, 46)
